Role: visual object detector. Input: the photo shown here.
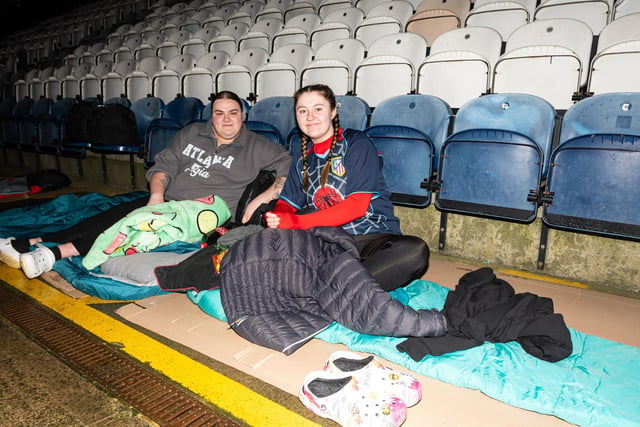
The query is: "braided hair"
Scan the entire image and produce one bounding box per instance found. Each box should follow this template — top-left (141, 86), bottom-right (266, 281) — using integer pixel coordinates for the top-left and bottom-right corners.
top-left (294, 84), bottom-right (340, 191)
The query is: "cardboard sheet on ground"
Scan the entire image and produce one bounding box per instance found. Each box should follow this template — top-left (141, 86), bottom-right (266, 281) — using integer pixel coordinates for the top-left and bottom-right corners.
top-left (116, 282), bottom-right (640, 427)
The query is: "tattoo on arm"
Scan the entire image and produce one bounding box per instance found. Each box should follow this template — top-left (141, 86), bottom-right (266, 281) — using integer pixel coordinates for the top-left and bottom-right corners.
top-left (272, 176), bottom-right (286, 198)
top-left (160, 176), bottom-right (169, 190)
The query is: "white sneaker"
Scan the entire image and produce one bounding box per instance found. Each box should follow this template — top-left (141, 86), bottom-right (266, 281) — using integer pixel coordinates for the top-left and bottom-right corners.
top-left (0, 237), bottom-right (21, 269)
top-left (20, 246), bottom-right (56, 279)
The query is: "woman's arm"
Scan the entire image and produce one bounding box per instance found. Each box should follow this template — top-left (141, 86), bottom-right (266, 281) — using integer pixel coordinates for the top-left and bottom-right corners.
top-left (266, 192), bottom-right (372, 229)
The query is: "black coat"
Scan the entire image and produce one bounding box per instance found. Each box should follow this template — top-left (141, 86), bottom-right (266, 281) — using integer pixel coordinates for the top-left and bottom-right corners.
top-left (397, 267), bottom-right (573, 362)
top-left (220, 227), bottom-right (447, 355)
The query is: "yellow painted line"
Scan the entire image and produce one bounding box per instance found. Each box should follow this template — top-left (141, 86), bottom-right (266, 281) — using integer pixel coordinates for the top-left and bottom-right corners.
top-left (498, 268), bottom-right (590, 289)
top-left (1, 267), bottom-right (318, 427)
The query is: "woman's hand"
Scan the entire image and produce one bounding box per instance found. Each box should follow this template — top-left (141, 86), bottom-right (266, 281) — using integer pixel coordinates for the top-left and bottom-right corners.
top-left (264, 211), bottom-right (281, 228)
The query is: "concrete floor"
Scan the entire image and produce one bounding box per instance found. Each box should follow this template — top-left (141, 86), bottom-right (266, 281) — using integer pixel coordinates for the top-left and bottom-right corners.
top-left (0, 316), bottom-right (153, 427)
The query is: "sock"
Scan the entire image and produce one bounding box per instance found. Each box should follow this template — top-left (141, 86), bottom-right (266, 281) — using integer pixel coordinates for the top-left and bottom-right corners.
top-left (49, 246), bottom-right (62, 261)
top-left (11, 239), bottom-right (31, 253)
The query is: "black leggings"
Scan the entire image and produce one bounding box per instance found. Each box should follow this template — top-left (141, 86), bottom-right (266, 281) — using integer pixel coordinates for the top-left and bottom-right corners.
top-left (40, 197), bottom-right (148, 256)
top-left (354, 233), bottom-right (430, 292)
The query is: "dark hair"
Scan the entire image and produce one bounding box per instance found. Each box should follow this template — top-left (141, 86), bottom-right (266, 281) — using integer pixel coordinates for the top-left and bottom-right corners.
top-left (211, 91), bottom-right (244, 113)
top-left (294, 84), bottom-right (341, 191)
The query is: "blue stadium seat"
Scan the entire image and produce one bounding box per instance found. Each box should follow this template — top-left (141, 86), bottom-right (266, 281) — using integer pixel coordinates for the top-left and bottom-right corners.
top-left (434, 93), bottom-right (557, 223)
top-left (245, 120), bottom-right (285, 147)
top-left (336, 95), bottom-right (370, 130)
top-left (542, 133), bottom-right (640, 240)
top-left (162, 96), bottom-right (204, 127)
top-left (366, 125), bottom-right (435, 208)
top-left (541, 92), bottom-right (640, 240)
top-left (1, 97), bottom-right (34, 150)
top-left (367, 94), bottom-right (452, 170)
top-left (558, 92), bottom-right (640, 144)
top-left (130, 96), bottom-right (165, 144)
top-left (38, 98), bottom-right (76, 155)
top-left (143, 117), bottom-right (183, 168)
top-left (18, 97), bottom-right (53, 152)
top-left (247, 96), bottom-right (296, 146)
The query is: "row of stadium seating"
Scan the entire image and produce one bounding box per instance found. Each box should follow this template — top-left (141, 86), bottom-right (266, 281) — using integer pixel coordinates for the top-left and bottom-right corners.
top-left (3, 0), bottom-right (640, 110)
top-left (2, 91), bottom-right (639, 246)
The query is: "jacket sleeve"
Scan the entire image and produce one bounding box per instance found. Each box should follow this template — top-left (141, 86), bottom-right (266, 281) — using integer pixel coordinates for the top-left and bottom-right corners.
top-left (311, 228), bottom-right (447, 338)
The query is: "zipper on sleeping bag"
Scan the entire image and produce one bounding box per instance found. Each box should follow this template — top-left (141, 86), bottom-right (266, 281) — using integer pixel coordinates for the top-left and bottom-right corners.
top-left (228, 315), bottom-right (248, 329)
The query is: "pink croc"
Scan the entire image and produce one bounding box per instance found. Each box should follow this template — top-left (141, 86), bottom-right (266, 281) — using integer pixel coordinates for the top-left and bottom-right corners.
top-left (324, 351), bottom-right (422, 407)
top-left (299, 370), bottom-right (407, 427)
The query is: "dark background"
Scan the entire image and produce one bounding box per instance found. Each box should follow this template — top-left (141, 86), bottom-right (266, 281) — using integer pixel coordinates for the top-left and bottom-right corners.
top-left (1, 1), bottom-right (86, 40)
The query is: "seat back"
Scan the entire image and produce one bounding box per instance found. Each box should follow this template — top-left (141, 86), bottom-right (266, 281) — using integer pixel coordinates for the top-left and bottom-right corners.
top-left (130, 96), bottom-right (165, 143)
top-left (492, 18), bottom-right (593, 109)
top-left (559, 92), bottom-right (640, 144)
top-left (542, 133), bottom-right (640, 239)
top-left (534, 0), bottom-right (611, 35)
top-left (354, 33), bottom-right (428, 107)
top-left (144, 117), bottom-right (183, 167)
top-left (434, 93), bottom-right (557, 222)
top-left (369, 94), bottom-right (452, 170)
top-left (255, 44), bottom-right (314, 99)
top-left (336, 95), bottom-right (371, 130)
top-left (465, 0), bottom-right (535, 39)
top-left (247, 96), bottom-right (296, 145)
top-left (163, 96), bottom-right (205, 127)
top-left (417, 26), bottom-right (502, 108)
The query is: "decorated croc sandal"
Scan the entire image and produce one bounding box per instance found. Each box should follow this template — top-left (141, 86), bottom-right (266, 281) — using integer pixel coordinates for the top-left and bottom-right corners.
top-left (323, 351), bottom-right (422, 407)
top-left (299, 370), bottom-right (407, 427)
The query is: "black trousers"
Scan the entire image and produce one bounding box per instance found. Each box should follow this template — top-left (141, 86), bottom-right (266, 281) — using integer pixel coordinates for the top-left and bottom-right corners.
top-left (40, 197), bottom-right (148, 256)
top-left (354, 233), bottom-right (430, 292)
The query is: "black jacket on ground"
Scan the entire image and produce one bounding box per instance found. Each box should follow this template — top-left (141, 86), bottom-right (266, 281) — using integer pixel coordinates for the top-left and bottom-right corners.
top-left (397, 267), bottom-right (572, 362)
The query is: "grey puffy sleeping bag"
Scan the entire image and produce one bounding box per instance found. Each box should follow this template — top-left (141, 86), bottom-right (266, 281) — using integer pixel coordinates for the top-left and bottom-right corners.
top-left (220, 227), bottom-right (447, 355)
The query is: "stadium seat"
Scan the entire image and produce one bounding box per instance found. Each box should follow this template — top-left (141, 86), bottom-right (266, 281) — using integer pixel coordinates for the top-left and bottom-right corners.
top-left (61, 63), bottom-right (94, 99)
top-left (534, 0), bottom-right (611, 35)
top-left (310, 7), bottom-right (364, 49)
top-left (353, 0), bottom-right (413, 48)
top-left (152, 53), bottom-right (197, 103)
top-left (406, 0), bottom-right (472, 44)
top-left (417, 26), bottom-right (502, 109)
top-left (587, 13), bottom-right (640, 95)
top-left (247, 96), bottom-right (296, 148)
top-left (353, 32), bottom-right (428, 107)
top-left (216, 48), bottom-right (270, 102)
top-left (102, 59), bottom-right (137, 101)
top-left (284, 1), bottom-right (318, 22)
top-left (363, 94), bottom-right (452, 207)
top-left (44, 65), bottom-right (73, 100)
top-left (301, 38), bottom-right (366, 96)
top-left (208, 22), bottom-right (250, 57)
top-left (130, 96), bottom-right (166, 145)
top-left (163, 96), bottom-right (204, 127)
top-left (143, 117), bottom-right (183, 167)
top-left (492, 18), bottom-right (593, 109)
top-left (38, 97), bottom-right (76, 155)
top-left (464, 0), bottom-right (536, 40)
top-left (80, 61), bottom-right (114, 99)
top-left (336, 95), bottom-right (371, 130)
top-left (542, 133), bottom-right (640, 240)
top-left (182, 51), bottom-right (231, 104)
top-left (238, 18), bottom-right (285, 52)
top-left (1, 97), bottom-right (34, 151)
top-left (613, 0), bottom-right (640, 19)
top-left (434, 93), bottom-right (556, 224)
top-left (368, 93), bottom-right (452, 170)
top-left (18, 97), bottom-right (53, 153)
top-left (125, 56), bottom-right (167, 102)
top-left (254, 43), bottom-right (314, 100)
top-left (271, 13), bottom-right (322, 51)
top-left (318, 0), bottom-right (353, 18)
